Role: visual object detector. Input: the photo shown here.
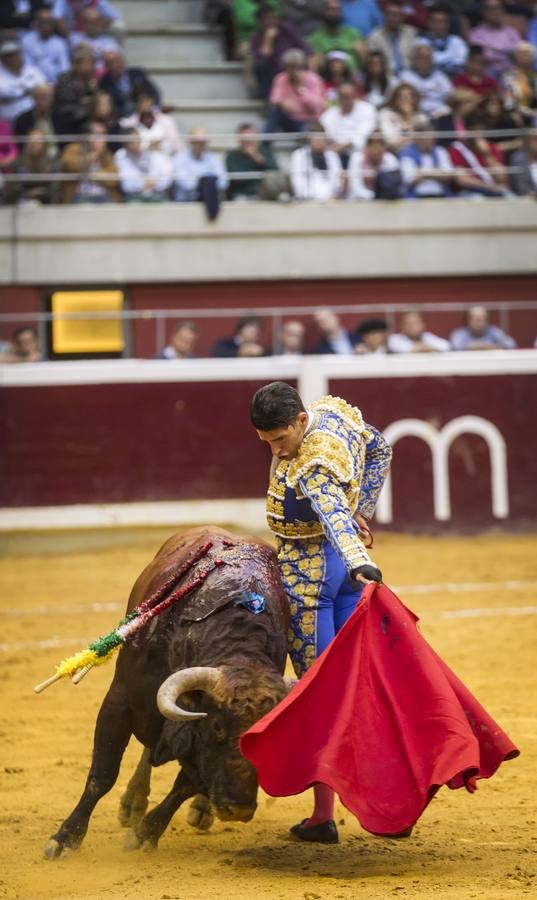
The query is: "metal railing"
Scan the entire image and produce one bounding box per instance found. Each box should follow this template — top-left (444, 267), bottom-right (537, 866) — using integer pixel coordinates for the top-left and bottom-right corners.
top-left (1, 300), bottom-right (535, 356)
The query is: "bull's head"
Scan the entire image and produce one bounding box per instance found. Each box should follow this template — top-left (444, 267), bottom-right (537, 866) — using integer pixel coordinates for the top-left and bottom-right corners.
top-left (156, 664), bottom-right (288, 823)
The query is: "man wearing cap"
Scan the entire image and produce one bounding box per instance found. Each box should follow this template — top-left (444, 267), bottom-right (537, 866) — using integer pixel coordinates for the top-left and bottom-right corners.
top-left (0, 40), bottom-right (45, 122)
top-left (250, 381), bottom-right (391, 842)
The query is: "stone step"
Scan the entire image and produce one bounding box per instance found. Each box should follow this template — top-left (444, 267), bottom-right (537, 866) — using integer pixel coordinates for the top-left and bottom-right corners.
top-left (125, 26), bottom-right (222, 65)
top-left (149, 63), bottom-right (248, 100)
top-left (170, 99), bottom-right (264, 137)
top-left (115, 0), bottom-right (203, 26)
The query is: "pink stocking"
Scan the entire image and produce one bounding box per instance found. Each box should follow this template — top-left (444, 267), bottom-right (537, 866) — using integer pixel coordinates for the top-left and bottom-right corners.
top-left (305, 782), bottom-right (335, 826)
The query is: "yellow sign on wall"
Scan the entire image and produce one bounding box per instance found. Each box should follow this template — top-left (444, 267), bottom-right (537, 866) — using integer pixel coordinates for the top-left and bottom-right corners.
top-left (51, 291), bottom-right (125, 354)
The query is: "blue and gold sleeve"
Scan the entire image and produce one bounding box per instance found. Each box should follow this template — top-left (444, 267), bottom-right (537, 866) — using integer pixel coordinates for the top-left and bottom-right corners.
top-left (298, 467), bottom-right (373, 574)
top-left (357, 425), bottom-right (392, 520)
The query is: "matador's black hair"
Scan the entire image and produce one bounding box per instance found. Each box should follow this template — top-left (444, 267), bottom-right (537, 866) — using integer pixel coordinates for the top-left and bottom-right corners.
top-left (250, 381), bottom-right (306, 431)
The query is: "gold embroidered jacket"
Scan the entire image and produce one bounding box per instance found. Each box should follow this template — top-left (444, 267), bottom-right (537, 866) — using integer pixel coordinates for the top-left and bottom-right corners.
top-left (266, 395), bottom-right (392, 573)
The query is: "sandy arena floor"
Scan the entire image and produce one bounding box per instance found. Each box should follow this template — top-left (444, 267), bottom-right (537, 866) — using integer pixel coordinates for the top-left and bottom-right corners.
top-left (0, 528), bottom-right (536, 900)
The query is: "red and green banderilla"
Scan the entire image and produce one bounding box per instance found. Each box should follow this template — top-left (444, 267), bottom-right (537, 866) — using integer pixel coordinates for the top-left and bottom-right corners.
top-left (34, 542), bottom-right (224, 694)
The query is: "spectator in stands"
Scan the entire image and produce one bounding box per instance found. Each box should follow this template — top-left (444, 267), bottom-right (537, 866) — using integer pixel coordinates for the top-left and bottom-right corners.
top-left (379, 82), bottom-right (424, 151)
top-left (450, 305), bottom-right (517, 350)
top-left (10, 126), bottom-right (57, 205)
top-left (449, 111), bottom-right (509, 196)
top-left (399, 43), bottom-right (453, 116)
top-left (121, 91), bottom-right (181, 156)
top-left (14, 82), bottom-right (57, 159)
top-left (353, 317), bottom-right (389, 353)
top-left (468, 0), bottom-right (520, 81)
top-left (320, 80), bottom-right (377, 166)
top-left (360, 49), bottom-right (397, 109)
top-left (172, 126), bottom-right (228, 202)
top-left (275, 319), bottom-right (306, 354)
top-left (312, 308), bottom-right (356, 353)
top-left (115, 128), bottom-right (172, 202)
top-left (21, 6), bottom-right (70, 85)
top-left (510, 130), bottom-right (537, 195)
top-left (502, 42), bottom-right (537, 125)
top-left (70, 6), bottom-right (120, 78)
top-left (52, 0), bottom-right (122, 36)
top-left (399, 117), bottom-right (454, 197)
top-left (155, 321), bottom-right (198, 359)
top-left (432, 87), bottom-right (480, 146)
top-left (477, 90), bottom-right (522, 161)
top-left (367, 0), bottom-right (417, 75)
top-left (90, 89), bottom-right (122, 152)
top-left (99, 49), bottom-right (160, 120)
top-left (0, 40), bottom-right (45, 123)
top-left (0, 119), bottom-right (18, 175)
top-left (58, 118), bottom-right (120, 203)
top-left (289, 121), bottom-right (343, 199)
top-left (348, 130), bottom-right (401, 198)
top-left (309, 0), bottom-right (364, 71)
top-left (453, 45), bottom-right (500, 96)
top-left (388, 310), bottom-right (451, 352)
top-left (250, 5), bottom-right (312, 101)
top-left (52, 45), bottom-right (98, 137)
top-left (0, 326), bottom-right (42, 362)
top-left (265, 48), bottom-right (326, 135)
top-left (226, 122), bottom-right (280, 201)
top-left (419, 4), bottom-right (468, 78)
top-left (340, 0), bottom-right (382, 38)
top-left (319, 50), bottom-right (358, 103)
top-left (212, 316), bottom-right (266, 357)
top-left (279, 0), bottom-right (326, 36)
top-left (0, 1), bottom-right (43, 31)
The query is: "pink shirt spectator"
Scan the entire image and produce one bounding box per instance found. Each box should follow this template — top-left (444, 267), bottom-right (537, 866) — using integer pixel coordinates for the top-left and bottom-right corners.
top-left (468, 24), bottom-right (520, 78)
top-left (269, 71), bottom-right (327, 122)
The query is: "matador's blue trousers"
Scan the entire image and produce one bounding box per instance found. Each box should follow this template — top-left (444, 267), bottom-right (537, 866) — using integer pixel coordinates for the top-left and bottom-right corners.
top-left (277, 537), bottom-right (364, 677)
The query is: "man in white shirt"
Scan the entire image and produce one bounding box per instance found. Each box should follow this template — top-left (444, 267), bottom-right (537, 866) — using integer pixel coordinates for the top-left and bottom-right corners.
top-left (289, 122), bottom-right (343, 201)
top-left (21, 7), bottom-right (70, 85)
top-left (348, 131), bottom-right (400, 199)
top-left (120, 91), bottom-right (182, 157)
top-left (399, 43), bottom-right (452, 116)
top-left (0, 40), bottom-right (45, 122)
top-left (320, 81), bottom-right (377, 166)
top-left (115, 128), bottom-right (173, 202)
top-left (172, 126), bottom-right (228, 202)
top-left (388, 311), bottom-right (451, 352)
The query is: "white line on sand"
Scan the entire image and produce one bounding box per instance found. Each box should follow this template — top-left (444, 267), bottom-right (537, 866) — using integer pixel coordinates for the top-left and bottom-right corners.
top-left (2, 580), bottom-right (536, 619)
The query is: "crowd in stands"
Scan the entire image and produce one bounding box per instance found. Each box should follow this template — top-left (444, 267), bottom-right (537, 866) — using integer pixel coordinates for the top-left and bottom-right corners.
top-left (1, 304), bottom-right (523, 362)
top-left (0, 0), bottom-right (536, 203)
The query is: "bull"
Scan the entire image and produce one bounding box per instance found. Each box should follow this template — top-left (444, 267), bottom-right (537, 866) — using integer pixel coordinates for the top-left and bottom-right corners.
top-left (44, 527), bottom-right (289, 859)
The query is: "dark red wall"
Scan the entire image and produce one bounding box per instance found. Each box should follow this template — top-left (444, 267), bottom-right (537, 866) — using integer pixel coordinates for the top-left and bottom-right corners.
top-left (2, 373), bottom-right (535, 531)
top-left (1, 275), bottom-right (536, 356)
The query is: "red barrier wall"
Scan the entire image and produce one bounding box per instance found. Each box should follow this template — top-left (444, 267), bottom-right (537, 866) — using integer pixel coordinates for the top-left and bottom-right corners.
top-left (2, 368), bottom-right (535, 530)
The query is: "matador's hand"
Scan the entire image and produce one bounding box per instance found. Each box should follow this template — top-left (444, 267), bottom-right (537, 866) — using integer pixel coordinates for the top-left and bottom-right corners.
top-left (351, 564), bottom-right (382, 585)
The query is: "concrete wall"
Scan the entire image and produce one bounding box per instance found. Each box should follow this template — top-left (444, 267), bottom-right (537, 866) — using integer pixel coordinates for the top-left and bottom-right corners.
top-left (1, 199), bottom-right (537, 286)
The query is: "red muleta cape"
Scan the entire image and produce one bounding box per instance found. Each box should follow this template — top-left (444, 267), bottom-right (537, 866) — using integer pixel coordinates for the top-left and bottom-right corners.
top-left (240, 583), bottom-right (519, 836)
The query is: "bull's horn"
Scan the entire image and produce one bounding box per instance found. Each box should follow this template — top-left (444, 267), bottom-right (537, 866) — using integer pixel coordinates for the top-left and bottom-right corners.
top-left (156, 666), bottom-right (224, 722)
top-left (284, 676), bottom-right (298, 692)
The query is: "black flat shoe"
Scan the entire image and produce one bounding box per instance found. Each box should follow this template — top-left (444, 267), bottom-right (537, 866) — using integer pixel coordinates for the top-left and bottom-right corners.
top-left (290, 819), bottom-right (339, 844)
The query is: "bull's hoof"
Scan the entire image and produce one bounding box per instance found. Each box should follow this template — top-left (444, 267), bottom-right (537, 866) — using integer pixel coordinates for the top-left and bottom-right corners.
top-left (186, 795), bottom-right (214, 832)
top-left (44, 838), bottom-right (76, 860)
top-left (141, 837), bottom-right (158, 853)
top-left (122, 829), bottom-right (142, 852)
top-left (118, 793), bottom-right (149, 828)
